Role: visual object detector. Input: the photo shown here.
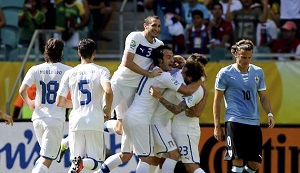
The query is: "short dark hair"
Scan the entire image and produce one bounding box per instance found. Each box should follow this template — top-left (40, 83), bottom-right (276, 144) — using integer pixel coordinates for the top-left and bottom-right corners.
top-left (78, 38), bottom-right (95, 59)
top-left (44, 38), bottom-right (64, 63)
top-left (211, 2), bottom-right (223, 11)
top-left (192, 10), bottom-right (203, 19)
top-left (184, 61), bottom-right (205, 82)
top-left (144, 15), bottom-right (160, 25)
top-left (151, 45), bottom-right (172, 66)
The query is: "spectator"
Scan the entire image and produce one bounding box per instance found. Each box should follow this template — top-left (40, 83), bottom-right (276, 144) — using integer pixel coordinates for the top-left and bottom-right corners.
top-left (18, 0), bottom-right (45, 47)
top-left (182, 0), bottom-right (210, 27)
top-left (280, 0), bottom-right (300, 39)
top-left (268, 1), bottom-right (280, 27)
top-left (187, 10), bottom-right (209, 54)
top-left (208, 2), bottom-right (233, 48)
top-left (41, 0), bottom-right (56, 30)
top-left (226, 0), bottom-right (268, 44)
top-left (251, 3), bottom-right (278, 47)
top-left (272, 21), bottom-right (300, 60)
top-left (87, 0), bottom-right (112, 42)
top-left (55, 0), bottom-right (89, 48)
top-left (144, 0), bottom-right (186, 54)
top-left (221, 0), bottom-right (242, 19)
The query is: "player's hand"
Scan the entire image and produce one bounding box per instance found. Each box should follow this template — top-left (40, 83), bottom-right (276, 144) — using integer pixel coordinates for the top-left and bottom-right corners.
top-left (172, 55), bottom-right (186, 69)
top-left (214, 126), bottom-right (225, 141)
top-left (149, 85), bottom-right (162, 100)
top-left (268, 116), bottom-right (275, 128)
top-left (2, 113), bottom-right (13, 126)
top-left (149, 68), bottom-right (163, 78)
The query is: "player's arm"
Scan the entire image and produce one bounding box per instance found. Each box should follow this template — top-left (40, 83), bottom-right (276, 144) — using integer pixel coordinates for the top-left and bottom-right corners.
top-left (213, 89), bottom-right (225, 141)
top-left (150, 86), bottom-right (188, 114)
top-left (122, 51), bottom-right (162, 78)
top-left (258, 90), bottom-right (275, 128)
top-left (101, 81), bottom-right (113, 120)
top-left (258, 0), bottom-right (268, 23)
top-left (177, 79), bottom-right (202, 96)
top-left (56, 95), bottom-right (73, 108)
top-left (0, 110), bottom-right (13, 126)
top-left (185, 82), bottom-right (208, 118)
top-left (19, 84), bottom-right (35, 111)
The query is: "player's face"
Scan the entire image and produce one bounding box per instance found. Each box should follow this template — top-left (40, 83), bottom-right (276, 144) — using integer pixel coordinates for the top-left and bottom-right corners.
top-left (161, 49), bottom-right (174, 71)
top-left (145, 18), bottom-right (161, 38)
top-left (236, 49), bottom-right (252, 72)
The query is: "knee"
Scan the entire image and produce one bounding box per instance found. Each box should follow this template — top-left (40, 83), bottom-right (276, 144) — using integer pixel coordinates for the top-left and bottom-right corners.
top-left (120, 153), bottom-right (133, 162)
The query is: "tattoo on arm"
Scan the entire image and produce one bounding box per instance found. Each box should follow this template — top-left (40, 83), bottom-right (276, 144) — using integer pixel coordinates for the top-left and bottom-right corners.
top-left (159, 98), bottom-right (188, 115)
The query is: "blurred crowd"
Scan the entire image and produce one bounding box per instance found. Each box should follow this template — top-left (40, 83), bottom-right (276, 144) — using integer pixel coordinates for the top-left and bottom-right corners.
top-left (0, 0), bottom-right (299, 60)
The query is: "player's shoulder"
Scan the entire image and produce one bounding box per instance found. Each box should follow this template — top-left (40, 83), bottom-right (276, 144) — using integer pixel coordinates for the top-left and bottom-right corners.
top-left (249, 64), bottom-right (262, 71)
top-left (128, 31), bottom-right (143, 38)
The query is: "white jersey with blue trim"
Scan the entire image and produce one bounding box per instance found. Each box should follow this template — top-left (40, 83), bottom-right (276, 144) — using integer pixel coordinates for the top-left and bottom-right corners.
top-left (172, 85), bottom-right (204, 135)
top-left (57, 63), bottom-right (111, 132)
top-left (21, 62), bottom-right (71, 122)
top-left (215, 63), bottom-right (266, 125)
top-left (126, 68), bottom-right (182, 123)
top-left (111, 31), bottom-right (164, 87)
top-left (151, 69), bottom-right (184, 127)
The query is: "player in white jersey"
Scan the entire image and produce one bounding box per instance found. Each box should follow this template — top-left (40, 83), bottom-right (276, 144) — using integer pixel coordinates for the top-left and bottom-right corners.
top-left (56, 38), bottom-right (113, 173)
top-left (95, 15), bottom-right (164, 173)
top-left (150, 60), bottom-right (207, 173)
top-left (19, 38), bottom-right (71, 173)
top-left (122, 45), bottom-right (203, 173)
top-left (214, 39), bottom-right (275, 173)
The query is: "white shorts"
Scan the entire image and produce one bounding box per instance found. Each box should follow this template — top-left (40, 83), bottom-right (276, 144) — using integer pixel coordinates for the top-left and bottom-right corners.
top-left (33, 118), bottom-right (64, 160)
top-left (123, 116), bottom-right (153, 157)
top-left (172, 132), bottom-right (201, 164)
top-left (152, 124), bottom-right (177, 155)
top-left (68, 130), bottom-right (105, 161)
top-left (120, 129), bottom-right (133, 154)
top-left (111, 81), bottom-right (135, 119)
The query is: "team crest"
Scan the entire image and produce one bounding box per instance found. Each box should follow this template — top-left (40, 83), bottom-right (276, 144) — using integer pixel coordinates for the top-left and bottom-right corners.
top-left (254, 76), bottom-right (259, 84)
top-left (187, 95), bottom-right (193, 103)
top-left (170, 78), bottom-right (180, 85)
top-left (130, 40), bottom-right (136, 49)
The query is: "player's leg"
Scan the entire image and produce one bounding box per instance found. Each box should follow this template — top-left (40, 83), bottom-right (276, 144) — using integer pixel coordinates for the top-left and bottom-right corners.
top-left (57, 135), bottom-right (69, 163)
top-left (68, 131), bottom-right (85, 173)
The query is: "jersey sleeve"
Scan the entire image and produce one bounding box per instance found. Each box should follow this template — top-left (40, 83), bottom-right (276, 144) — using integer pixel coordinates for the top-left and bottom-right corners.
top-left (99, 67), bottom-right (111, 84)
top-left (22, 66), bottom-right (36, 87)
top-left (184, 87), bottom-right (204, 108)
top-left (257, 69), bottom-right (266, 91)
top-left (160, 72), bottom-right (182, 91)
top-left (57, 71), bottom-right (70, 98)
top-left (215, 69), bottom-right (226, 91)
top-left (124, 32), bottom-right (139, 54)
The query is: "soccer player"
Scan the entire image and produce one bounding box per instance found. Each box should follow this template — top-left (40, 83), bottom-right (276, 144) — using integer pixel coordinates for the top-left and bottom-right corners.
top-left (213, 39), bottom-right (275, 173)
top-left (56, 38), bottom-right (113, 173)
top-left (151, 54), bottom-right (208, 173)
top-left (19, 38), bottom-right (71, 173)
top-left (95, 15), bottom-right (164, 173)
top-left (0, 110), bottom-right (13, 126)
top-left (122, 45), bottom-right (202, 173)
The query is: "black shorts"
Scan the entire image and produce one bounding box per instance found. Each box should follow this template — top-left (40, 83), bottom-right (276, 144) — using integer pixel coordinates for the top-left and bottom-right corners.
top-left (224, 122), bottom-right (262, 163)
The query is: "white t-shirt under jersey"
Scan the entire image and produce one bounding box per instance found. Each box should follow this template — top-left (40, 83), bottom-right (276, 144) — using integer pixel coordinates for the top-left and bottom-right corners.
top-left (57, 63), bottom-right (110, 132)
top-left (111, 31), bottom-right (164, 87)
top-left (21, 62), bottom-right (71, 122)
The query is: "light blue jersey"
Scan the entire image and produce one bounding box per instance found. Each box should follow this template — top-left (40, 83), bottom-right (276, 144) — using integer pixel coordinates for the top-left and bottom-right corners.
top-left (215, 64), bottom-right (266, 125)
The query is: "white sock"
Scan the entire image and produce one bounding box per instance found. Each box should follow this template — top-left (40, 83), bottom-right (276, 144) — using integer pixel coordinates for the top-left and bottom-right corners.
top-left (244, 165), bottom-right (256, 173)
top-left (61, 136), bottom-right (69, 148)
top-left (82, 158), bottom-right (99, 170)
top-left (161, 158), bottom-right (177, 173)
top-left (104, 120), bottom-right (117, 133)
top-left (194, 167), bottom-right (205, 173)
top-left (100, 154), bottom-right (123, 173)
top-left (136, 161), bottom-right (150, 173)
top-left (32, 163), bottom-right (49, 173)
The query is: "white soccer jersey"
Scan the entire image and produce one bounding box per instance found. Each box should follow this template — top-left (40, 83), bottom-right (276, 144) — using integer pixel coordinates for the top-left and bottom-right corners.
top-left (126, 68), bottom-right (182, 123)
top-left (21, 62), bottom-right (71, 122)
top-left (57, 63), bottom-right (110, 132)
top-left (151, 69), bottom-right (184, 127)
top-left (111, 31), bottom-right (164, 87)
top-left (172, 86), bottom-right (204, 135)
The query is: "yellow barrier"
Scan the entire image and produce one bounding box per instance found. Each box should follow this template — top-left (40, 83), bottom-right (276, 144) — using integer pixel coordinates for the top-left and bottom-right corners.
top-left (1, 61), bottom-right (300, 124)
